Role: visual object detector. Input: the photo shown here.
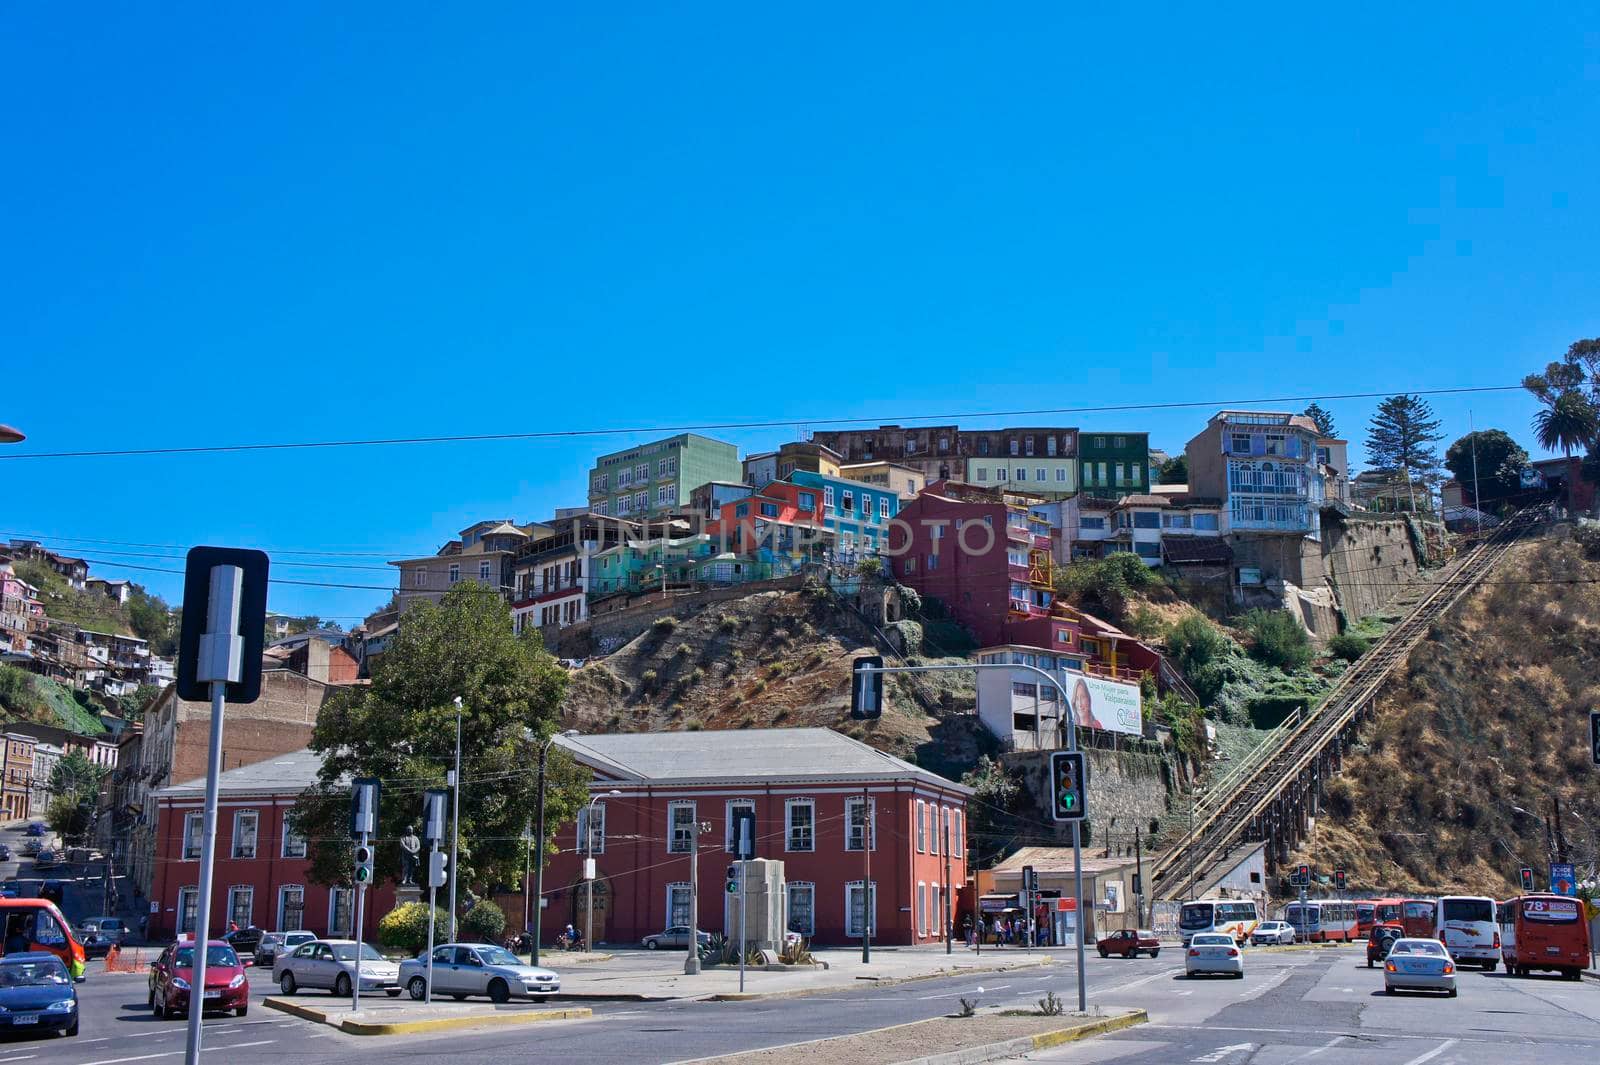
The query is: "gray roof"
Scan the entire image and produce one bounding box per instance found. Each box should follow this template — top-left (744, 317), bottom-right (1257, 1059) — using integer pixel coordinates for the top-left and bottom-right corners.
top-left (159, 748), bottom-right (327, 798)
top-left (555, 727), bottom-right (971, 794)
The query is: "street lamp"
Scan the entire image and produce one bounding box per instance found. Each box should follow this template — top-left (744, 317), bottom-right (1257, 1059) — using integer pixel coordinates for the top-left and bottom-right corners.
top-left (0, 424), bottom-right (23, 444)
top-left (528, 728), bottom-right (578, 965)
top-left (584, 789), bottom-right (622, 952)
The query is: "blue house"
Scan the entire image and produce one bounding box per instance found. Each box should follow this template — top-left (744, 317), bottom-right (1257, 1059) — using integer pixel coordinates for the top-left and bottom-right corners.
top-left (786, 470), bottom-right (900, 561)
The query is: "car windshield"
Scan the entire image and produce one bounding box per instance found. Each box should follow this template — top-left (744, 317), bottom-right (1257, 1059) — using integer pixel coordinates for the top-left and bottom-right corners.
top-left (332, 943), bottom-right (385, 962)
top-left (474, 946), bottom-right (521, 966)
top-left (0, 958), bottom-right (69, 986)
top-left (1192, 935), bottom-right (1231, 945)
top-left (1441, 899), bottom-right (1492, 923)
top-left (174, 946), bottom-right (239, 968)
top-left (1392, 941), bottom-right (1445, 956)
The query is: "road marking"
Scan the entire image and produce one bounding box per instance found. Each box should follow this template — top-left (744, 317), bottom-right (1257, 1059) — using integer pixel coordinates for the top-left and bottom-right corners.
top-left (1192, 1045), bottom-right (1254, 1063)
top-left (1096, 968), bottom-right (1182, 995)
top-left (1013, 989), bottom-right (1049, 996)
top-left (1173, 989), bottom-right (1194, 996)
top-left (0, 1055), bottom-right (38, 1062)
top-left (218, 1042), bottom-right (275, 1050)
top-left (1285, 1037), bottom-right (1347, 1063)
top-left (1399, 1040), bottom-right (1459, 1065)
top-left (74, 1039), bottom-right (277, 1065)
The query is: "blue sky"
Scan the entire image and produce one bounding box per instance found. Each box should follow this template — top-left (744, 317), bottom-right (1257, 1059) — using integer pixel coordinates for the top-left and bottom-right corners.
top-left (4, 4), bottom-right (1597, 622)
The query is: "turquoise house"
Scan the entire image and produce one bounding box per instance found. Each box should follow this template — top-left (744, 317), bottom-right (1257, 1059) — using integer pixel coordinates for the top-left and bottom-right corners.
top-left (786, 470), bottom-right (900, 561)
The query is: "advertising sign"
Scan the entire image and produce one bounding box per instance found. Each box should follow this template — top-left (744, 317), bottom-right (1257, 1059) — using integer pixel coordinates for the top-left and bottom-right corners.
top-left (1550, 863), bottom-right (1577, 897)
top-left (1064, 673), bottom-right (1143, 736)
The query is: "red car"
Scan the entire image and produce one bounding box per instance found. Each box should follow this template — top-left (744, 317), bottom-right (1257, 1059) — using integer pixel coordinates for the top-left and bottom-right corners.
top-left (148, 939), bottom-right (250, 1019)
top-left (1097, 929), bottom-right (1162, 958)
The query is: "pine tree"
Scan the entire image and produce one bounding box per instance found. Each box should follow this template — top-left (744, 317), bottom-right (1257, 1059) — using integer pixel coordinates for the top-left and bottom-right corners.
top-left (1302, 402), bottom-right (1336, 437)
top-left (1365, 395), bottom-right (1444, 512)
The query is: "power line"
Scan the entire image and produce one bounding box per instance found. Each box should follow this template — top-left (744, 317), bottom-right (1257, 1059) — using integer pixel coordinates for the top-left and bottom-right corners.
top-left (0, 385), bottom-right (1524, 462)
top-left (0, 530), bottom-right (406, 558)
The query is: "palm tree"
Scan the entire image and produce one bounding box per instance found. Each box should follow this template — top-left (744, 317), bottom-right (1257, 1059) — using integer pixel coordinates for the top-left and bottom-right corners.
top-left (1533, 393), bottom-right (1599, 459)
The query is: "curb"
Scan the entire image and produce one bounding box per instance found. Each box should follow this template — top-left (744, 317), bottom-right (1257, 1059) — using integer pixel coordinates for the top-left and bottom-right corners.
top-left (701, 957), bottom-right (1053, 1003)
top-left (894, 1009), bottom-right (1149, 1065)
top-left (262, 996), bottom-right (591, 1035)
top-left (1583, 970), bottom-right (1599, 983)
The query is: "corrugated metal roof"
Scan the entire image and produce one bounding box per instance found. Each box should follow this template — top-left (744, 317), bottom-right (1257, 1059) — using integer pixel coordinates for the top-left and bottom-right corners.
top-left (159, 748), bottom-right (327, 797)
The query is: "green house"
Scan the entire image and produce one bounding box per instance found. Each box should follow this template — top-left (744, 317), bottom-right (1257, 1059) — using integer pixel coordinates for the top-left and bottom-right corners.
top-left (586, 433), bottom-right (742, 519)
top-left (1079, 432), bottom-right (1150, 499)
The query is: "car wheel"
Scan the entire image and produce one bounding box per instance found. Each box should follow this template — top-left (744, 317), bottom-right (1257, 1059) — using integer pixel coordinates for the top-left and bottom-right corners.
top-left (1384, 986), bottom-right (1394, 995)
top-left (279, 972), bottom-right (297, 995)
top-left (334, 974), bottom-right (352, 998)
top-left (1482, 961), bottom-right (1495, 973)
top-left (451, 993), bottom-right (467, 1001)
top-left (1367, 959), bottom-right (1373, 968)
top-left (488, 978), bottom-right (511, 1004)
top-left (65, 1016), bottom-right (79, 1037)
top-left (1150, 949), bottom-right (1159, 958)
top-left (646, 939), bottom-right (659, 950)
top-left (1447, 988), bottom-right (1457, 998)
top-left (1098, 949), bottom-right (1108, 958)
top-left (408, 976), bottom-right (428, 1001)
top-left (236, 1006), bottom-right (248, 1018)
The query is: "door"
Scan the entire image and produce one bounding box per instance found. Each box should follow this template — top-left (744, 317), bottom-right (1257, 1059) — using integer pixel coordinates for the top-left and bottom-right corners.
top-left (308, 944), bottom-right (337, 988)
top-left (426, 946), bottom-right (457, 993)
top-left (454, 947), bottom-right (487, 994)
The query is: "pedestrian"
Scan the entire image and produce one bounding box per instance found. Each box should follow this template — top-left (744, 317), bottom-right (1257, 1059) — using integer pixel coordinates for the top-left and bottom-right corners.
top-left (963, 916), bottom-right (975, 949)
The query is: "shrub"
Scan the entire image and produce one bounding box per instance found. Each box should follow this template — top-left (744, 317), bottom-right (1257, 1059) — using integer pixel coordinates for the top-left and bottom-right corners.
top-left (377, 901), bottom-right (452, 954)
top-left (652, 616), bottom-right (678, 634)
top-left (894, 584), bottom-right (923, 615)
top-left (766, 663), bottom-right (786, 678)
top-left (1327, 633), bottom-right (1369, 662)
top-left (798, 621), bottom-right (816, 639)
top-left (687, 667), bottom-right (706, 685)
top-left (718, 615), bottom-right (738, 633)
top-left (1241, 609), bottom-right (1313, 670)
top-left (750, 679), bottom-right (767, 694)
top-left (1037, 990), bottom-right (1065, 1016)
top-left (1054, 554), bottom-right (1157, 617)
top-left (674, 643), bottom-right (691, 659)
top-left (685, 720), bottom-right (703, 731)
top-left (640, 669), bottom-right (659, 690)
top-left (778, 937), bottom-right (815, 965)
top-left (856, 557), bottom-right (883, 578)
top-left (1128, 606), bottom-right (1164, 640)
top-left (460, 899), bottom-right (506, 944)
top-left (1165, 614), bottom-right (1232, 676)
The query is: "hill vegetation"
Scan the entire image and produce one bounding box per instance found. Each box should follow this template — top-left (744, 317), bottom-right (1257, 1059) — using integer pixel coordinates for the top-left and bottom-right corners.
top-left (12, 560), bottom-right (177, 653)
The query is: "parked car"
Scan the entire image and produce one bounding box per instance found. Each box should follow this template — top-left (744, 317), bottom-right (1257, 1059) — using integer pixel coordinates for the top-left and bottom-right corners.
top-left (1185, 933), bottom-right (1244, 978)
top-left (148, 940), bottom-right (250, 1019)
top-left (19, 840), bottom-right (40, 858)
top-left (0, 844), bottom-right (13, 861)
top-left (0, 952), bottom-right (78, 1036)
top-left (32, 850), bottom-right (60, 870)
top-left (641, 926), bottom-right (712, 951)
top-left (1251, 921), bottom-right (1297, 947)
top-left (272, 939), bottom-right (401, 997)
top-left (24, 824), bottom-right (45, 838)
top-left (1383, 938), bottom-right (1457, 997)
top-left (253, 930), bottom-right (316, 969)
top-left (399, 943), bottom-right (560, 1002)
top-left (78, 917), bottom-right (129, 947)
top-left (1096, 929), bottom-right (1161, 958)
top-left (223, 925), bottom-right (265, 957)
top-left (1367, 922), bottom-right (1406, 967)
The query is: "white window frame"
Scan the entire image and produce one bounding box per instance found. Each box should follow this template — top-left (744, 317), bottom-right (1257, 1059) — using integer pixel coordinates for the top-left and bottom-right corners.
top-left (1036, 468), bottom-right (1046, 482)
top-left (448, 562), bottom-right (461, 584)
top-left (845, 796), bottom-right (876, 852)
top-left (231, 810), bottom-right (258, 859)
top-left (918, 882), bottom-right (927, 936)
top-left (938, 806), bottom-right (950, 856)
top-left (177, 886), bottom-right (199, 935)
top-left (183, 812), bottom-right (203, 860)
top-left (915, 800), bottom-right (926, 853)
top-left (227, 884), bottom-right (254, 928)
top-left (954, 809), bottom-right (963, 857)
top-left (278, 884), bottom-right (305, 930)
top-left (577, 802), bottom-right (606, 855)
top-left (845, 880), bottom-right (877, 938)
top-left (281, 820), bottom-right (307, 859)
top-left (823, 486), bottom-right (834, 509)
top-left (787, 881), bottom-right (815, 936)
top-left (668, 800), bottom-right (696, 853)
top-left (479, 560), bottom-right (492, 582)
top-left (785, 799), bottom-right (815, 852)
top-left (328, 887), bottom-right (354, 937)
top-left (666, 882), bottom-right (692, 929)
top-left (724, 799), bottom-right (756, 853)
top-left (413, 569), bottom-right (427, 588)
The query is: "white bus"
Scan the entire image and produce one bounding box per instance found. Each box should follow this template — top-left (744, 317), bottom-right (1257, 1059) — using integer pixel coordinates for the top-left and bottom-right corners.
top-left (1435, 895), bottom-right (1499, 970)
top-left (1283, 900), bottom-right (1359, 942)
top-left (1178, 899), bottom-right (1261, 946)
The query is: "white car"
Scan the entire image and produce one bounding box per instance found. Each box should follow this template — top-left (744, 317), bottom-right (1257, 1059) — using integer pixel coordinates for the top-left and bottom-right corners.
top-left (398, 943), bottom-right (560, 1002)
top-left (1186, 933), bottom-right (1245, 978)
top-left (272, 939), bottom-right (401, 997)
top-left (1383, 938), bottom-right (1457, 997)
top-left (1251, 921), bottom-right (1296, 946)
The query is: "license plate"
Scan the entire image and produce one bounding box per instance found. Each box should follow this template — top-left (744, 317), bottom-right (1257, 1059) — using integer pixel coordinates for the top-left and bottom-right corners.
top-left (203, 990), bottom-right (222, 999)
top-left (12, 1014), bottom-right (37, 1025)
top-left (1547, 947), bottom-right (1561, 954)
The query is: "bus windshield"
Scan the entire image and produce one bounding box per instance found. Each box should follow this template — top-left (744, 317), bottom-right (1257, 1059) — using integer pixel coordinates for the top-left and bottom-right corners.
top-left (1403, 901), bottom-right (1434, 920)
top-left (1179, 904), bottom-right (1213, 929)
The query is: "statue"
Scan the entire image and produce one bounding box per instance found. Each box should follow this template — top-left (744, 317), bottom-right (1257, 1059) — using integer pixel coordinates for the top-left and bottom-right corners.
top-left (399, 825), bottom-right (422, 886)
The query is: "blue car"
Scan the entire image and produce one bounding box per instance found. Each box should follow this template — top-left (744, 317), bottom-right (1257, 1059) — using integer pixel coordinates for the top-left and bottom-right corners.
top-left (23, 824), bottom-right (44, 838)
top-left (0, 952), bottom-right (78, 1037)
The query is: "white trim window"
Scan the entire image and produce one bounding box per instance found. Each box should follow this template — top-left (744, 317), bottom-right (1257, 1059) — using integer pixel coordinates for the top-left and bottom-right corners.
top-left (231, 810), bottom-right (258, 859)
top-left (329, 887), bottom-right (354, 937)
top-left (787, 882), bottom-right (815, 936)
top-left (177, 887), bottom-right (199, 935)
top-left (448, 562), bottom-right (461, 584)
top-left (668, 801), bottom-right (696, 853)
top-left (954, 809), bottom-right (963, 858)
top-left (667, 882), bottom-right (692, 928)
top-left (227, 885), bottom-right (253, 928)
top-left (413, 569), bottom-right (428, 588)
top-left (577, 803), bottom-right (607, 855)
top-left (479, 560), bottom-right (492, 583)
top-left (932, 884), bottom-right (943, 939)
top-left (845, 797), bottom-right (875, 852)
top-left (845, 880), bottom-right (877, 938)
top-left (915, 801), bottom-right (926, 853)
top-left (278, 884), bottom-right (305, 930)
top-left (282, 820), bottom-right (308, 859)
top-left (785, 799), bottom-right (814, 852)
top-left (917, 882), bottom-right (927, 936)
top-left (183, 812), bottom-right (203, 860)
top-left (823, 486), bottom-right (834, 510)
top-left (724, 799), bottom-right (756, 853)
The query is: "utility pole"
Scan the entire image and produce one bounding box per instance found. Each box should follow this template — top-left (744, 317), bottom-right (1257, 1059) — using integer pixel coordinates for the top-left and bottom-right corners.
top-left (684, 820), bottom-right (710, 975)
top-left (448, 698), bottom-right (462, 942)
top-left (1134, 826), bottom-right (1145, 928)
top-left (942, 813), bottom-right (953, 955)
top-left (1468, 410), bottom-right (1483, 536)
top-left (861, 786), bottom-right (872, 964)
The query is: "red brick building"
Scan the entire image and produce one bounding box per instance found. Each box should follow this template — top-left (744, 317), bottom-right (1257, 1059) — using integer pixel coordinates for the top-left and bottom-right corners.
top-left (542, 729), bottom-right (971, 947)
top-left (149, 750), bottom-right (395, 942)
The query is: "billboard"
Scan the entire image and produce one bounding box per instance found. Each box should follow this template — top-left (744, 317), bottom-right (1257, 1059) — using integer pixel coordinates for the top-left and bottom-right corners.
top-left (1064, 672), bottom-right (1143, 737)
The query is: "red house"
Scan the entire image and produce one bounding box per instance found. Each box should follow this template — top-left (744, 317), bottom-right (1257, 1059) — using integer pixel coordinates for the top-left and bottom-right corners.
top-left (542, 729), bottom-right (971, 947)
top-left (150, 750), bottom-right (394, 942)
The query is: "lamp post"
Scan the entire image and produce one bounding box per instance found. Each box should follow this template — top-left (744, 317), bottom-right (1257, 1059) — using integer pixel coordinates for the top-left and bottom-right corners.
top-left (584, 789), bottom-right (622, 952)
top-left (529, 728), bottom-right (578, 965)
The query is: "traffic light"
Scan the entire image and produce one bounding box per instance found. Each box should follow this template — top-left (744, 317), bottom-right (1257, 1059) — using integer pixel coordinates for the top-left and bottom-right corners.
top-left (1520, 866), bottom-right (1535, 891)
top-left (428, 849), bottom-right (449, 888)
top-left (354, 844), bottom-right (374, 885)
top-left (1295, 864), bottom-right (1311, 887)
top-left (1049, 751), bottom-right (1087, 822)
top-left (1334, 869), bottom-right (1346, 892)
top-left (725, 864), bottom-right (740, 895)
top-left (851, 656), bottom-right (884, 720)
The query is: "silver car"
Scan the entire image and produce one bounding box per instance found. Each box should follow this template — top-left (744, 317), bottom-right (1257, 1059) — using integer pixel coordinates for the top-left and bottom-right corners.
top-left (272, 939), bottom-right (401, 997)
top-left (1383, 938), bottom-right (1456, 997)
top-left (1251, 921), bottom-right (1296, 946)
top-left (253, 930), bottom-right (316, 968)
top-left (1186, 933), bottom-right (1245, 978)
top-left (398, 943), bottom-right (560, 1003)
top-left (642, 926), bottom-right (711, 951)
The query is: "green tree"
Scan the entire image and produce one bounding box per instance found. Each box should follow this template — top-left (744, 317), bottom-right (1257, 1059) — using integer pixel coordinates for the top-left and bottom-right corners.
top-left (377, 901), bottom-right (452, 954)
top-left (1444, 430), bottom-right (1528, 507)
top-left (1365, 395), bottom-right (1444, 512)
top-left (1533, 392), bottom-right (1599, 460)
top-left (46, 794), bottom-right (92, 841)
top-left (460, 899), bottom-right (507, 943)
top-left (1302, 402), bottom-right (1337, 437)
top-left (1157, 454), bottom-right (1188, 485)
top-left (291, 585), bottom-right (591, 897)
top-left (49, 750), bottom-right (107, 800)
top-left (127, 587), bottom-right (178, 655)
top-left (959, 756), bottom-right (1020, 869)
top-left (1240, 609), bottom-right (1312, 671)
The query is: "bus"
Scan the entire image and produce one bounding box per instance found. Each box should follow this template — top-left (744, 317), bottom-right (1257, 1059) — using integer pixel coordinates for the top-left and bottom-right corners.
top-left (1435, 895), bottom-right (1500, 970)
top-left (1400, 898), bottom-right (1436, 939)
top-left (0, 898), bottom-right (87, 981)
top-left (1498, 895), bottom-right (1589, 980)
top-left (1178, 899), bottom-right (1261, 946)
top-left (1354, 900), bottom-right (1378, 936)
top-left (1368, 897), bottom-right (1406, 927)
top-left (1282, 900), bottom-right (1360, 942)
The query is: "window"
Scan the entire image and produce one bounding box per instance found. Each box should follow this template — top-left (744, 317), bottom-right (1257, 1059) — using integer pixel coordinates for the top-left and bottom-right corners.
top-left (787, 882), bottom-right (815, 936)
top-left (232, 810), bottom-right (258, 859)
top-left (916, 801), bottom-right (926, 852)
top-left (634, 491), bottom-right (648, 510)
top-left (939, 806), bottom-right (950, 856)
top-left (975, 467), bottom-right (988, 482)
top-left (183, 812), bottom-right (203, 859)
top-left (1015, 468), bottom-right (1026, 481)
top-left (995, 467), bottom-right (1008, 481)
top-left (577, 802), bottom-right (606, 855)
top-left (862, 495), bottom-right (873, 520)
top-left (842, 491), bottom-right (854, 512)
top-left (846, 797), bottom-right (875, 851)
top-left (938, 436), bottom-right (949, 451)
top-left (978, 438), bottom-right (990, 456)
top-left (616, 495), bottom-right (632, 515)
top-left (413, 569), bottom-right (427, 588)
top-left (658, 459), bottom-right (670, 477)
top-left (1082, 638), bottom-right (1100, 656)
top-left (1009, 439), bottom-right (1019, 456)
top-left (617, 468), bottom-right (633, 487)
top-left (658, 485), bottom-right (673, 504)
top-left (846, 880), bottom-right (877, 937)
top-left (635, 463), bottom-right (650, 482)
top-left (1194, 514), bottom-right (1219, 531)
top-left (1230, 432), bottom-right (1251, 453)
top-left (227, 886), bottom-right (253, 929)
top-left (448, 563), bottom-right (461, 584)
top-left (668, 801), bottom-right (696, 853)
top-left (954, 809), bottom-right (963, 858)
top-left (667, 883), bottom-right (692, 928)
top-left (823, 486), bottom-right (834, 509)
top-left (927, 553), bottom-right (938, 571)
top-left (1025, 436), bottom-right (1035, 456)
top-left (932, 884), bottom-right (942, 937)
top-left (1114, 464), bottom-right (1123, 486)
top-left (798, 492), bottom-right (816, 510)
top-left (735, 502), bottom-right (749, 518)
top-left (903, 557), bottom-right (916, 574)
top-left (1047, 437), bottom-right (1058, 456)
top-left (177, 887), bottom-right (199, 936)
top-left (479, 560), bottom-right (492, 583)
top-left (1114, 436), bottom-right (1126, 449)
top-left (1133, 511), bottom-right (1161, 529)
top-left (918, 883), bottom-right (927, 936)
top-left (724, 799), bottom-right (755, 852)
top-left (760, 502), bottom-right (779, 518)
top-left (786, 799), bottom-right (815, 852)
top-left (1036, 468), bottom-right (1046, 482)
top-left (1094, 436), bottom-right (1106, 448)
top-left (278, 885), bottom-right (305, 930)
top-left (329, 888), bottom-right (354, 937)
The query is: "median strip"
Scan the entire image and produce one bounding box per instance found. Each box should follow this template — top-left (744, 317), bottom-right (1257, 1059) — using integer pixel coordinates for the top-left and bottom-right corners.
top-left (262, 996), bottom-right (591, 1036)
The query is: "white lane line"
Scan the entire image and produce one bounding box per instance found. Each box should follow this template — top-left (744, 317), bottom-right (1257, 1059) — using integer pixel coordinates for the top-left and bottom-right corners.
top-left (217, 1042), bottom-right (275, 1050)
top-left (1191, 1045), bottom-right (1254, 1063)
top-left (1284, 1036), bottom-right (1347, 1063)
top-left (1013, 989), bottom-right (1049, 996)
top-left (1399, 1040), bottom-right (1459, 1065)
top-left (75, 1053), bottom-right (181, 1065)
top-left (1096, 968), bottom-right (1182, 995)
top-left (0, 1055), bottom-right (38, 1062)
top-left (1237, 968), bottom-right (1291, 998)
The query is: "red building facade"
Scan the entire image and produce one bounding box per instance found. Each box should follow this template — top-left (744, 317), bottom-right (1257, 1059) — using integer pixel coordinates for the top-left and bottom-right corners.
top-left (542, 729), bottom-right (971, 947)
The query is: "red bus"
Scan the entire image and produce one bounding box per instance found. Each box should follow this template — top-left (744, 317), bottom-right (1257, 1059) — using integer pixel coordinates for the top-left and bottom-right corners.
top-left (0, 898), bottom-right (87, 980)
top-left (1499, 895), bottom-right (1590, 980)
top-left (1354, 900), bottom-right (1379, 936)
top-left (1400, 898), bottom-right (1436, 939)
top-left (1369, 898), bottom-right (1405, 927)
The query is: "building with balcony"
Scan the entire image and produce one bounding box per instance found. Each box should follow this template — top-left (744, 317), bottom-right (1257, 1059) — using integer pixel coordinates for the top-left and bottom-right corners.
top-left (587, 433), bottom-right (741, 520)
top-left (1, 733), bottom-right (36, 822)
top-left (1079, 432), bottom-right (1151, 500)
top-left (786, 470), bottom-right (901, 563)
top-left (510, 515), bottom-right (638, 636)
top-left (1184, 412), bottom-right (1322, 535)
top-left (390, 519), bottom-right (547, 611)
top-left (808, 426), bottom-right (1078, 485)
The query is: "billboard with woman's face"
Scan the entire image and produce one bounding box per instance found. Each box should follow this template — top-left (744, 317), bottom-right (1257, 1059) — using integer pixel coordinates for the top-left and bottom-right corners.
top-left (1068, 674), bottom-right (1143, 736)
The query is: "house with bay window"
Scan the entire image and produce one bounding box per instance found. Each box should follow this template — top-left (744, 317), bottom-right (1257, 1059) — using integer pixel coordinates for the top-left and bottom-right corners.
top-left (541, 729), bottom-right (970, 947)
top-left (1184, 411), bottom-right (1322, 536)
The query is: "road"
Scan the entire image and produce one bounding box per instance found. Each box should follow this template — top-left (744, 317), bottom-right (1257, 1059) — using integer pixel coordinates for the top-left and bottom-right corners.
top-left (2, 943), bottom-right (1591, 1064)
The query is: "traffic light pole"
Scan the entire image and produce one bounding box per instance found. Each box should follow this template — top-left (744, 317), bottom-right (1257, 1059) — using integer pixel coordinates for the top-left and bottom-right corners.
top-left (352, 830), bottom-right (367, 1014)
top-left (854, 661), bottom-right (1087, 1013)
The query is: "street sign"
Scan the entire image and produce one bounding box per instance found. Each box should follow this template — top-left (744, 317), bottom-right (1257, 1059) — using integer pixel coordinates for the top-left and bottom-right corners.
top-left (851, 656), bottom-right (884, 720)
top-left (732, 808), bottom-right (756, 861)
top-left (1048, 751), bottom-right (1087, 822)
top-left (176, 547), bottom-right (269, 704)
top-left (351, 778), bottom-right (381, 840)
top-left (422, 789), bottom-right (448, 845)
top-left (1550, 862), bottom-right (1577, 897)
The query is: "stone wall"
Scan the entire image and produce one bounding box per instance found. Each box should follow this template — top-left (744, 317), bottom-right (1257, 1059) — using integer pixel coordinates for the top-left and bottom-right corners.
top-left (1003, 746), bottom-right (1175, 852)
top-left (1321, 512), bottom-right (1422, 628)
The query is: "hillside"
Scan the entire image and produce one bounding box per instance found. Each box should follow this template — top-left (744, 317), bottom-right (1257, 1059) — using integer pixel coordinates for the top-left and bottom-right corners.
top-left (12, 560), bottom-right (177, 652)
top-left (0, 665), bottom-right (111, 736)
top-left (559, 588), bottom-right (988, 781)
top-left (1287, 534), bottom-right (1600, 896)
